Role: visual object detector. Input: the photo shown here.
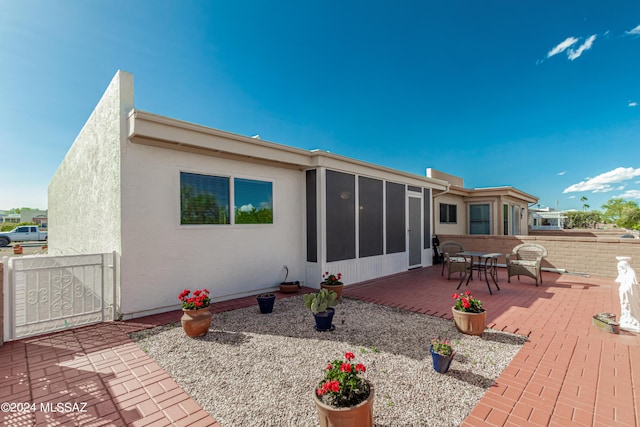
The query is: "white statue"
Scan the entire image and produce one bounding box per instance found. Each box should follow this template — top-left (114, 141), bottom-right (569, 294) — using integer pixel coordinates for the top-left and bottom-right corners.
top-left (615, 257), bottom-right (640, 333)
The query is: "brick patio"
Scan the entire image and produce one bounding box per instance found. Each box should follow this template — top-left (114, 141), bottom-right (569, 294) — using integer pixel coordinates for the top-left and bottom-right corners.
top-left (1, 266), bottom-right (638, 426)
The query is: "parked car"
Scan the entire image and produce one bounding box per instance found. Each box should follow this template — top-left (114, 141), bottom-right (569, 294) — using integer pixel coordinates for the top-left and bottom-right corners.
top-left (0, 226), bottom-right (48, 246)
top-left (620, 233), bottom-right (639, 239)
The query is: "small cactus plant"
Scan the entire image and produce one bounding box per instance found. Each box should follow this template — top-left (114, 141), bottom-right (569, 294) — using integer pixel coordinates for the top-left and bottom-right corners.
top-left (304, 289), bottom-right (338, 314)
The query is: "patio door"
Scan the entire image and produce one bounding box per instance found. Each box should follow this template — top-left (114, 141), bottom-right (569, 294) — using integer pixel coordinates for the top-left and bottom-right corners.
top-left (408, 195), bottom-right (422, 268)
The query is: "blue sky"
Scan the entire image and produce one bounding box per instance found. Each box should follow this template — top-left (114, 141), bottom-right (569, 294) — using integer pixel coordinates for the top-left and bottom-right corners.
top-left (1, 1), bottom-right (639, 212)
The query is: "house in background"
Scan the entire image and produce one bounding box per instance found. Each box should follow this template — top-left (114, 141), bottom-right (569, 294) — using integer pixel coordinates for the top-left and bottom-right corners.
top-left (529, 207), bottom-right (567, 231)
top-left (0, 208), bottom-right (48, 227)
top-left (427, 169), bottom-right (537, 236)
top-left (48, 70), bottom-right (537, 320)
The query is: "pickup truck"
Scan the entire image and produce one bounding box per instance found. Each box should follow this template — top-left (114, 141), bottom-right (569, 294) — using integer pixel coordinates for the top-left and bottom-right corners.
top-left (0, 226), bottom-right (48, 246)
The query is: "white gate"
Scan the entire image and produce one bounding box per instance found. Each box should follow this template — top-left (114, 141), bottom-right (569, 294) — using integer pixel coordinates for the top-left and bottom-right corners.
top-left (3, 252), bottom-right (117, 340)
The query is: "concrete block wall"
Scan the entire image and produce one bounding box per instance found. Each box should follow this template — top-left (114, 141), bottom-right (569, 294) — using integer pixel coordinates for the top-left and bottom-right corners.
top-left (437, 234), bottom-right (640, 279)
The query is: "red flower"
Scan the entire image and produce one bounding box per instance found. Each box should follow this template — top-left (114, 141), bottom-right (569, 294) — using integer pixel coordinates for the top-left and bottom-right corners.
top-left (326, 363), bottom-right (332, 370)
top-left (462, 299), bottom-right (471, 309)
top-left (327, 380), bottom-right (340, 392)
top-left (355, 364), bottom-right (366, 372)
top-left (345, 351), bottom-right (355, 361)
top-left (464, 290), bottom-right (471, 296)
top-left (340, 363), bottom-right (352, 373)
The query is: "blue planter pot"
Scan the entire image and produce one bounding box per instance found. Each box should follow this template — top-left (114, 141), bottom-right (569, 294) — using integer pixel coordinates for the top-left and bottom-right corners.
top-left (430, 346), bottom-right (454, 373)
top-left (313, 307), bottom-right (335, 331)
top-left (257, 295), bottom-right (276, 314)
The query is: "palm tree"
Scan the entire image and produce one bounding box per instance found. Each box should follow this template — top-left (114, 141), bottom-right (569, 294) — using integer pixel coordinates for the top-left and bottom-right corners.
top-left (580, 196), bottom-right (588, 211)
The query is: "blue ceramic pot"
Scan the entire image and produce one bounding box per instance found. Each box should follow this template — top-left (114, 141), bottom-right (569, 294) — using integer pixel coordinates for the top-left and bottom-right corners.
top-left (430, 345), bottom-right (454, 373)
top-left (313, 307), bottom-right (335, 331)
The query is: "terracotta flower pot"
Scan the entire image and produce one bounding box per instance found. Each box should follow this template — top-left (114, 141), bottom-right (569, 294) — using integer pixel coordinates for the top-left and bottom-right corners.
top-left (314, 380), bottom-right (374, 427)
top-left (452, 307), bottom-right (486, 336)
top-left (279, 281), bottom-right (300, 293)
top-left (320, 283), bottom-right (344, 299)
top-left (181, 308), bottom-right (212, 337)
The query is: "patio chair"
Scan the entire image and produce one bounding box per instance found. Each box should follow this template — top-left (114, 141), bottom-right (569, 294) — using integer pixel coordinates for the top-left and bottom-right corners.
top-left (440, 241), bottom-right (470, 280)
top-left (506, 243), bottom-right (548, 286)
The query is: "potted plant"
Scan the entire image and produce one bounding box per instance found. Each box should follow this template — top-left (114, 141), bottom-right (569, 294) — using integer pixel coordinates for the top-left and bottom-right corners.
top-left (256, 293), bottom-right (276, 314)
top-left (304, 288), bottom-right (338, 331)
top-left (314, 351), bottom-right (374, 427)
top-left (430, 338), bottom-right (455, 373)
top-left (279, 266), bottom-right (301, 293)
top-left (451, 291), bottom-right (486, 336)
top-left (320, 271), bottom-right (344, 299)
top-left (178, 289), bottom-right (212, 337)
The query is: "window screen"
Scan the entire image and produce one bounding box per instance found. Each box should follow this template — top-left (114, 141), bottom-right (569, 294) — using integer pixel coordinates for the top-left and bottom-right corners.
top-left (306, 170), bottom-right (317, 262)
top-left (423, 188), bottom-right (431, 249)
top-left (326, 170), bottom-right (356, 262)
top-left (358, 176), bottom-right (383, 257)
top-left (386, 182), bottom-right (405, 254)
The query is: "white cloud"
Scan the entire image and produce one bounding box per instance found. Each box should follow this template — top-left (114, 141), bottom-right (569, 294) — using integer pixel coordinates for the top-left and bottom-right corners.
top-left (567, 34), bottom-right (597, 60)
top-left (619, 189), bottom-right (640, 199)
top-left (568, 195), bottom-right (576, 199)
top-left (557, 171), bottom-right (567, 176)
top-left (547, 37), bottom-right (579, 58)
top-left (239, 203), bottom-right (254, 212)
top-left (629, 101), bottom-right (638, 107)
top-left (625, 24), bottom-right (640, 35)
top-left (563, 167), bottom-right (640, 193)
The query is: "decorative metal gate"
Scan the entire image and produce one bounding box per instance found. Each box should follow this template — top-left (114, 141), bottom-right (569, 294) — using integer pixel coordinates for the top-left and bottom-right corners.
top-left (3, 252), bottom-right (116, 340)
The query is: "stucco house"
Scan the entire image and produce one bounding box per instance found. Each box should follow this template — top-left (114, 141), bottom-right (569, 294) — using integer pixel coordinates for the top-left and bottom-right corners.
top-left (428, 169), bottom-right (537, 237)
top-left (48, 70), bottom-right (536, 320)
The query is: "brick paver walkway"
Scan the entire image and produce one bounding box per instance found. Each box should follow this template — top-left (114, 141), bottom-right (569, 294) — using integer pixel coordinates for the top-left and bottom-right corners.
top-left (0, 266), bottom-right (638, 426)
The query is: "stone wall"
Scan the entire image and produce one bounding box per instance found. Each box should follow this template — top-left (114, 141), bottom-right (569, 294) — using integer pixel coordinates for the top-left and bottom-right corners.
top-left (436, 233), bottom-right (640, 279)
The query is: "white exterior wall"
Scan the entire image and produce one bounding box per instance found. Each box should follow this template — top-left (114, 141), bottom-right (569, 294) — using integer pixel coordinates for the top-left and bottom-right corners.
top-left (118, 142), bottom-right (305, 318)
top-left (48, 71), bottom-right (133, 254)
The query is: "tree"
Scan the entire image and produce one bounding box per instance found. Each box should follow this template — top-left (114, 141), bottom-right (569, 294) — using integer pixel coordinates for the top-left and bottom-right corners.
top-left (618, 205), bottom-right (640, 230)
top-left (580, 196), bottom-right (588, 211)
top-left (564, 210), bottom-right (601, 229)
top-left (602, 198), bottom-right (636, 222)
top-left (601, 198), bottom-right (640, 230)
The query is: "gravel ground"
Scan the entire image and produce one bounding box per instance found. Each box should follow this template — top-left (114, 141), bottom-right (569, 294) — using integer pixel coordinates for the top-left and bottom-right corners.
top-left (129, 296), bottom-right (526, 427)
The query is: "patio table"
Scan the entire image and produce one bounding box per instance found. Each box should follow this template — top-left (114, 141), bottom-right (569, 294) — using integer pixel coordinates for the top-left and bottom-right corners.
top-left (456, 251), bottom-right (502, 295)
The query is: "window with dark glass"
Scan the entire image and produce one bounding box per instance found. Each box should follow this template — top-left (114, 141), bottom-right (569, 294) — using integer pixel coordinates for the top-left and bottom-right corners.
top-left (470, 204), bottom-right (491, 234)
top-left (326, 170), bottom-right (356, 262)
top-left (234, 178), bottom-right (273, 224)
top-left (358, 176), bottom-right (383, 257)
top-left (439, 203), bottom-right (457, 224)
top-left (386, 182), bottom-right (405, 254)
top-left (180, 172), bottom-right (230, 225)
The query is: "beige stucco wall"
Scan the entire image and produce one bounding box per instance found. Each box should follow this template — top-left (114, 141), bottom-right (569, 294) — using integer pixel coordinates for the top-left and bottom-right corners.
top-left (437, 233), bottom-right (640, 278)
top-left (434, 195), bottom-right (529, 237)
top-left (48, 70), bottom-right (133, 255)
top-left (433, 193), bottom-right (466, 235)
